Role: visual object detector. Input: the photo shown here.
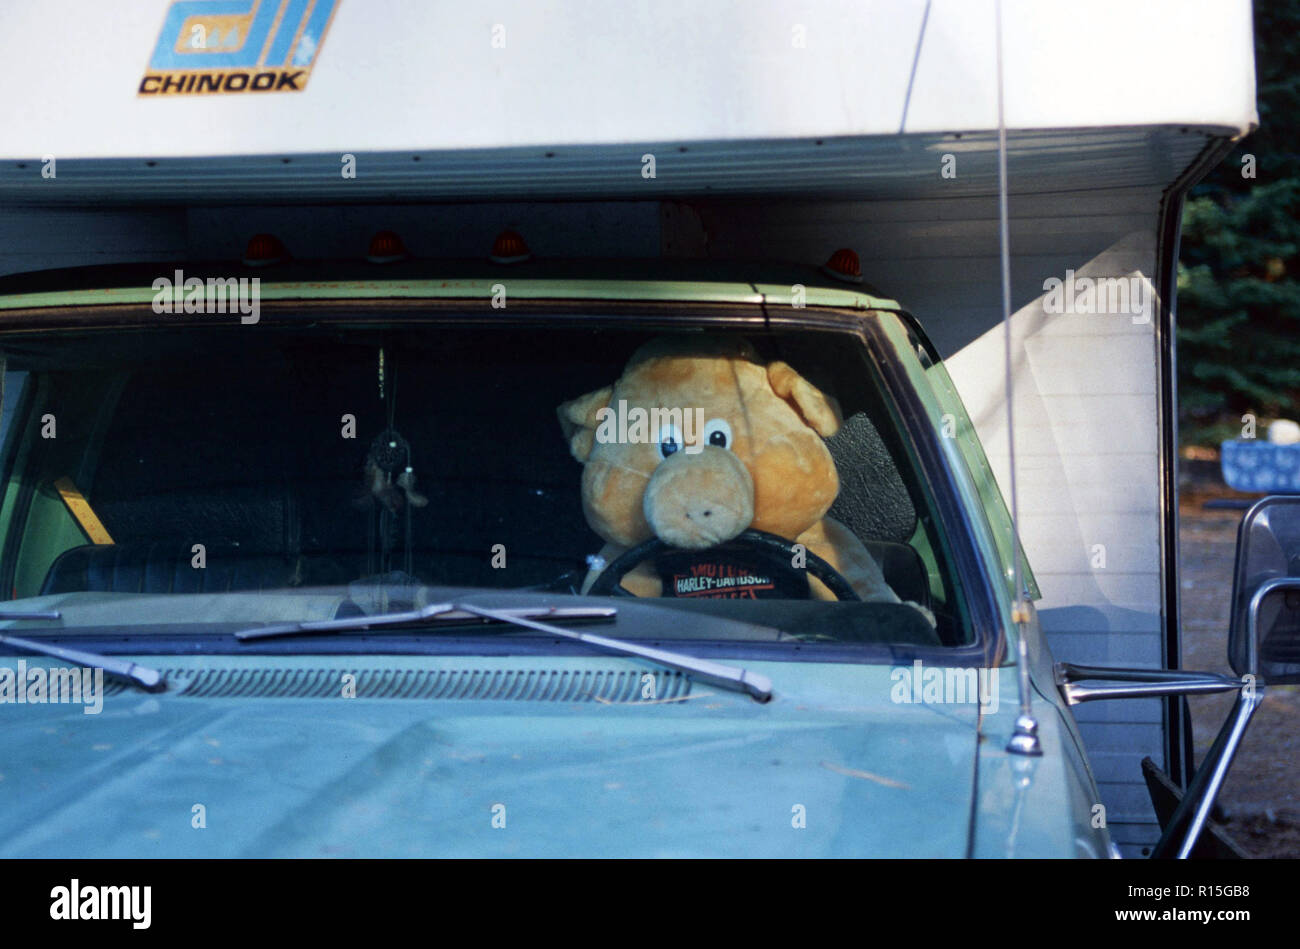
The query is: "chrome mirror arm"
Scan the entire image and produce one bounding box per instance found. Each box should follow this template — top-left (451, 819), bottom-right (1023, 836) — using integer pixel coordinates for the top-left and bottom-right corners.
top-left (1150, 683), bottom-right (1263, 859)
top-left (1054, 663), bottom-right (1242, 706)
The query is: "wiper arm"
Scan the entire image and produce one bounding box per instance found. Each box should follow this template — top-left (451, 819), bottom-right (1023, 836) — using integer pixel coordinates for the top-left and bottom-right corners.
top-left (236, 600), bottom-right (772, 701)
top-left (234, 602), bottom-right (618, 641)
top-left (0, 631), bottom-right (165, 692)
top-left (455, 603), bottom-right (773, 703)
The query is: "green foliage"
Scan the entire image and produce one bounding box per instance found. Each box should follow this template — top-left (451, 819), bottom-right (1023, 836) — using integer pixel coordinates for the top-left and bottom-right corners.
top-left (1177, 1), bottom-right (1300, 445)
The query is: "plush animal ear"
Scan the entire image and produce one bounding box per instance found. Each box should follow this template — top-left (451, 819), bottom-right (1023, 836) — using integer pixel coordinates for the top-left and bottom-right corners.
top-left (767, 361), bottom-right (842, 437)
top-left (557, 385), bottom-right (614, 462)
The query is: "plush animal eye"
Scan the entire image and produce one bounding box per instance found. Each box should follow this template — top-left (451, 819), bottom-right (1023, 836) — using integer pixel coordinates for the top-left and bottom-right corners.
top-left (658, 423), bottom-right (683, 459)
top-left (703, 418), bottom-right (732, 449)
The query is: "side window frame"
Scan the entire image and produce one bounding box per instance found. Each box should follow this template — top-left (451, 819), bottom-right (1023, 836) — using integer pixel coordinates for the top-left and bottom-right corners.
top-left (891, 311), bottom-right (1041, 602)
top-left (0, 367), bottom-right (39, 600)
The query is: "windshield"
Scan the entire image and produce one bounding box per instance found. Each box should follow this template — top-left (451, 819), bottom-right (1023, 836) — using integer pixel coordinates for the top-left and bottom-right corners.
top-left (0, 313), bottom-right (979, 655)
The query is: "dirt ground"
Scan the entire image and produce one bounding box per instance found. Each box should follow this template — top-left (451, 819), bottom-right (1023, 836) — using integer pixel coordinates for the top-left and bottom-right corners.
top-left (1178, 487), bottom-right (1300, 858)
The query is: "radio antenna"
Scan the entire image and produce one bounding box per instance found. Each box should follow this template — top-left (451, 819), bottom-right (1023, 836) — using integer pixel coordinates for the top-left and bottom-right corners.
top-left (995, 0), bottom-right (1041, 756)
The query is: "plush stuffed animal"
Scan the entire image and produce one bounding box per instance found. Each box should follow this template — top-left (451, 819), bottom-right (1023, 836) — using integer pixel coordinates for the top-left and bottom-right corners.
top-left (558, 335), bottom-right (929, 617)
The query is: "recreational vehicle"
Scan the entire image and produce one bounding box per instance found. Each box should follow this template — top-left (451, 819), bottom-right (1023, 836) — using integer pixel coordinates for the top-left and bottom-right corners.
top-left (0, 0), bottom-right (1281, 858)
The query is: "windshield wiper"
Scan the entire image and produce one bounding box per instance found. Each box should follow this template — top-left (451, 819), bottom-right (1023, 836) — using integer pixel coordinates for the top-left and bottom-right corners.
top-left (455, 603), bottom-right (773, 702)
top-left (236, 601), bottom-right (773, 702)
top-left (234, 603), bottom-right (619, 641)
top-left (0, 631), bottom-right (165, 692)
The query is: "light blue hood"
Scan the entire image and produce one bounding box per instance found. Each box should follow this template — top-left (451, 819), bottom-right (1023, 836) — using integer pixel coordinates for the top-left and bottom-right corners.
top-left (0, 654), bottom-right (986, 857)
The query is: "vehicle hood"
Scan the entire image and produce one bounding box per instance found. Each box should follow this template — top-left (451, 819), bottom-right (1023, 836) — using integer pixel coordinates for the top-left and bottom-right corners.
top-left (0, 655), bottom-right (982, 857)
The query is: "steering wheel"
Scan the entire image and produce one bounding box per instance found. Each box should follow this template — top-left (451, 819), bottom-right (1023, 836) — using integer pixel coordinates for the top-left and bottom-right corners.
top-left (586, 528), bottom-right (861, 601)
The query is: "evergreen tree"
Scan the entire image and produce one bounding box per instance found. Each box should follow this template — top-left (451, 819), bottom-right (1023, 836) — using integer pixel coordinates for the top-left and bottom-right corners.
top-left (1178, 1), bottom-right (1300, 444)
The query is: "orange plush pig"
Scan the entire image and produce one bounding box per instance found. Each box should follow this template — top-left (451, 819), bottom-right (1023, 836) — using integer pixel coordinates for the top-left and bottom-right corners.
top-left (558, 335), bottom-right (931, 619)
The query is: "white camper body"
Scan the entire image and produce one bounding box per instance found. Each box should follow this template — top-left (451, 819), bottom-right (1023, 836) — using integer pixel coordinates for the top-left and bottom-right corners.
top-left (0, 0), bottom-right (1259, 855)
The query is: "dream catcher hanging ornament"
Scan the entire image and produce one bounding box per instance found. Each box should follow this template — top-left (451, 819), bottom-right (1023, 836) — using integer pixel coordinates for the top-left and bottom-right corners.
top-left (364, 429), bottom-right (428, 514)
top-left (361, 345), bottom-right (428, 578)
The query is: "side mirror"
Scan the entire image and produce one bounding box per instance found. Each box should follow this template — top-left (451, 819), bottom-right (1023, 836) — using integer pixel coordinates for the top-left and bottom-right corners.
top-left (1056, 497), bottom-right (1300, 857)
top-left (1229, 495), bottom-right (1300, 684)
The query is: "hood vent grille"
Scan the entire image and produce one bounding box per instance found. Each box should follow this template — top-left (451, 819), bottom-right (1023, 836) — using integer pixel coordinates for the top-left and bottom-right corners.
top-left (106, 667), bottom-right (692, 702)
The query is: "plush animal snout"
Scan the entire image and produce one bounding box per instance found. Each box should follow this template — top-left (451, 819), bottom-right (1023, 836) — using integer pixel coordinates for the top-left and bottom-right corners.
top-left (643, 447), bottom-right (755, 549)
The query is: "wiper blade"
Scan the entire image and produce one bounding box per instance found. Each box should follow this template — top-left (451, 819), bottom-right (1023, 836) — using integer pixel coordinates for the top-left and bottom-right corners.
top-left (455, 603), bottom-right (773, 703)
top-left (0, 632), bottom-right (165, 692)
top-left (234, 602), bottom-right (617, 641)
top-left (236, 600), bottom-right (772, 701)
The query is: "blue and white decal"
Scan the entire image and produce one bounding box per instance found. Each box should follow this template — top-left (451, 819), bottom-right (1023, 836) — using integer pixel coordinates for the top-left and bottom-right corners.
top-left (140, 0), bottom-right (340, 96)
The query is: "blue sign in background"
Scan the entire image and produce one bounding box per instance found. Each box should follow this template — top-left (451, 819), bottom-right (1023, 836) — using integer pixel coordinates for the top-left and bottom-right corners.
top-left (1221, 439), bottom-right (1300, 493)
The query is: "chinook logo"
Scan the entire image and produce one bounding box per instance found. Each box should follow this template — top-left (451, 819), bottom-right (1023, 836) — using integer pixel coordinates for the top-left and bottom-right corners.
top-left (139, 0), bottom-right (340, 97)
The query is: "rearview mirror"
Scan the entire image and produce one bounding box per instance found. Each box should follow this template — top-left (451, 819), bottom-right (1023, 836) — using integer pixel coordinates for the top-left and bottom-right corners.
top-left (1229, 496), bottom-right (1300, 684)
